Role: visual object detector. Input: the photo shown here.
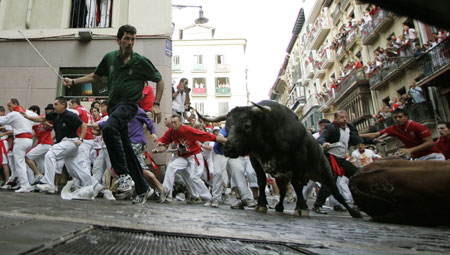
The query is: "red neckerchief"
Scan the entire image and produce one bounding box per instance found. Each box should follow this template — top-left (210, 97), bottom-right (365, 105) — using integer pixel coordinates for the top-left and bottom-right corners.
top-left (102, 112), bottom-right (108, 117)
top-left (332, 120), bottom-right (347, 130)
top-left (13, 106), bottom-right (26, 113)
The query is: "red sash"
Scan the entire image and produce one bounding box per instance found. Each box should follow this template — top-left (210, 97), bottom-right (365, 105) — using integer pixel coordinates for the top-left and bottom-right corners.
top-left (16, 133), bottom-right (33, 139)
top-left (144, 151), bottom-right (160, 176)
top-left (0, 139), bottom-right (7, 163)
top-left (329, 154), bottom-right (344, 177)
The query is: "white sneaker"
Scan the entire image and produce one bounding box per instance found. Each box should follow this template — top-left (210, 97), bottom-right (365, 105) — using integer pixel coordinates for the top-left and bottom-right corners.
top-left (117, 175), bottom-right (133, 192)
top-left (36, 184), bottom-right (57, 194)
top-left (93, 183), bottom-right (104, 198)
top-left (15, 186), bottom-right (33, 193)
top-left (11, 183), bottom-right (20, 190)
top-left (0, 184), bottom-right (10, 190)
top-left (203, 200), bottom-right (212, 207)
top-left (32, 174), bottom-right (44, 185)
top-left (211, 200), bottom-right (220, 208)
top-left (103, 190), bottom-right (116, 201)
top-left (6, 176), bottom-right (17, 185)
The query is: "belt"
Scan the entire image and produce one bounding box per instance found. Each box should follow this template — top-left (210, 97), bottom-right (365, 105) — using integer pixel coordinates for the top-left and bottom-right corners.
top-left (15, 133), bottom-right (33, 139)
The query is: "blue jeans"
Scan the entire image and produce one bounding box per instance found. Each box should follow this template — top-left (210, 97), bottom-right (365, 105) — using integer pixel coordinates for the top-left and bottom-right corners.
top-left (102, 101), bottom-right (149, 195)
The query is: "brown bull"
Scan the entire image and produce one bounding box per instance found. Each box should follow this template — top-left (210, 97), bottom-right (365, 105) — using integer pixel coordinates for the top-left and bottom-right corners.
top-left (349, 159), bottom-right (450, 226)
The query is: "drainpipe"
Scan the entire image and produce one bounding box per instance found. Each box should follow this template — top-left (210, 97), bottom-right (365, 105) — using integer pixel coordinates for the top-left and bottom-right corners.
top-left (25, 0), bottom-right (34, 29)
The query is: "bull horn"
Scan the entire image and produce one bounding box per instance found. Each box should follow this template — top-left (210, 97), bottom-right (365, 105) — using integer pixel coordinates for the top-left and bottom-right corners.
top-left (251, 102), bottom-right (271, 113)
top-left (196, 110), bottom-right (227, 123)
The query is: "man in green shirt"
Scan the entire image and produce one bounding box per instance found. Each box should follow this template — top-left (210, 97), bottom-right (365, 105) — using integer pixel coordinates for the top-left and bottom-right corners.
top-left (63, 24), bottom-right (164, 204)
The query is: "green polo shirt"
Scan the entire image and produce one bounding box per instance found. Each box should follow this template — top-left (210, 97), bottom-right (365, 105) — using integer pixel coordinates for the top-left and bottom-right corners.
top-left (94, 50), bottom-right (162, 106)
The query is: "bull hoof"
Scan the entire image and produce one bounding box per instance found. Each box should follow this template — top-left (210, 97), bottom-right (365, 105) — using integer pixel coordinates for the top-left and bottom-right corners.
top-left (275, 203), bottom-right (284, 213)
top-left (349, 209), bottom-right (362, 218)
top-left (255, 205), bottom-right (268, 213)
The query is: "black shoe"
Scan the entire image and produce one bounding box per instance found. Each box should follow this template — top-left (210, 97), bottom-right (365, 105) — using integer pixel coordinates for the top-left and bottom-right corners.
top-left (312, 207), bottom-right (328, 214)
top-left (333, 205), bottom-right (347, 212)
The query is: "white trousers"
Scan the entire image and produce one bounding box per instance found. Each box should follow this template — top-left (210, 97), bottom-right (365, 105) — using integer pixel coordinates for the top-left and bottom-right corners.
top-left (98, 0), bottom-right (111, 27)
top-left (92, 148), bottom-right (112, 184)
top-left (13, 138), bottom-right (33, 188)
top-left (243, 156), bottom-right (258, 188)
top-left (41, 138), bottom-right (97, 187)
top-left (26, 144), bottom-right (52, 174)
top-left (211, 154), bottom-right (253, 201)
top-left (163, 153), bottom-right (211, 201)
top-left (85, 0), bottom-right (97, 28)
top-left (78, 139), bottom-right (94, 169)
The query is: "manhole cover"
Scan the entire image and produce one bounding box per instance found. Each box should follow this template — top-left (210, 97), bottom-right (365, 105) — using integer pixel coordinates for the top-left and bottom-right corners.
top-left (32, 227), bottom-right (318, 254)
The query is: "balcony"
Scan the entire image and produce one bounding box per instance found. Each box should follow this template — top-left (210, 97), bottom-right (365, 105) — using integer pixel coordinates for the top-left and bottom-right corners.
top-left (345, 27), bottom-right (360, 51)
top-left (215, 64), bottom-right (230, 72)
top-left (172, 64), bottom-right (182, 72)
top-left (309, 18), bottom-right (331, 50)
top-left (305, 63), bottom-right (314, 78)
top-left (320, 48), bottom-right (335, 69)
top-left (336, 41), bottom-right (347, 62)
top-left (318, 88), bottom-right (335, 113)
top-left (362, 9), bottom-right (394, 45)
top-left (291, 95), bottom-right (307, 113)
top-left (331, 6), bottom-right (341, 25)
top-left (215, 87), bottom-right (231, 96)
top-left (192, 64), bottom-right (206, 72)
top-left (361, 22), bottom-right (375, 45)
top-left (313, 65), bottom-right (326, 79)
top-left (192, 87), bottom-right (207, 96)
top-left (408, 101), bottom-right (435, 124)
top-left (334, 68), bottom-right (368, 102)
top-left (416, 38), bottom-right (450, 86)
top-left (303, 95), bottom-right (320, 114)
top-left (369, 53), bottom-right (416, 90)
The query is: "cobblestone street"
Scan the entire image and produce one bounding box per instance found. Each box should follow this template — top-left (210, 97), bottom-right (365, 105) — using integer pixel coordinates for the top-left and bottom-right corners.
top-left (1, 190), bottom-right (449, 254)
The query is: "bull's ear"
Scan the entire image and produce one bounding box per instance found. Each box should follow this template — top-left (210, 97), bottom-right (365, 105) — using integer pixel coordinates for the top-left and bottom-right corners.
top-left (251, 102), bottom-right (271, 113)
top-left (197, 110), bottom-right (227, 122)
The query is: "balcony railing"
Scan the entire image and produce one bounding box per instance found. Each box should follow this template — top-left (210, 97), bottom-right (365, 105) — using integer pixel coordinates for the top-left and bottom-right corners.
top-left (172, 64), bottom-right (181, 72)
top-left (320, 48), bottom-right (335, 69)
top-left (305, 63), bottom-right (314, 78)
top-left (318, 88), bottom-right (335, 113)
top-left (374, 102), bottom-right (435, 131)
top-left (416, 38), bottom-right (450, 85)
top-left (192, 64), bottom-right (206, 72)
top-left (192, 87), bottom-right (207, 96)
top-left (336, 41), bottom-right (347, 61)
top-left (345, 27), bottom-right (360, 50)
top-left (369, 51), bottom-right (416, 89)
top-left (309, 17), bottom-right (331, 50)
top-left (291, 95), bottom-right (307, 112)
top-left (361, 9), bottom-right (394, 45)
top-left (216, 87), bottom-right (231, 95)
top-left (334, 68), bottom-right (367, 100)
top-left (331, 6), bottom-right (341, 25)
top-left (215, 64), bottom-right (230, 72)
top-left (303, 95), bottom-right (320, 114)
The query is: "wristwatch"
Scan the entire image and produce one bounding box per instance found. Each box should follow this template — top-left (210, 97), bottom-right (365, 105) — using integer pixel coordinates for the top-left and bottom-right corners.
top-left (153, 102), bottom-right (160, 106)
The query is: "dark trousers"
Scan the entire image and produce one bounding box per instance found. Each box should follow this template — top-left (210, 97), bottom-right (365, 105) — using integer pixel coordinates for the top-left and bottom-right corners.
top-left (102, 101), bottom-right (149, 195)
top-left (314, 153), bottom-right (357, 208)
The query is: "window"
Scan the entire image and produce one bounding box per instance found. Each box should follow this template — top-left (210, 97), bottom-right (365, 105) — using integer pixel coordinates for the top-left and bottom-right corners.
top-left (216, 55), bottom-right (225, 65)
top-left (195, 102), bottom-right (205, 114)
top-left (173, 55), bottom-right (180, 65)
top-left (219, 102), bottom-right (229, 114)
top-left (192, 78), bottom-right (207, 95)
top-left (71, 0), bottom-right (113, 28)
top-left (194, 55), bottom-right (203, 65)
top-left (215, 77), bottom-right (230, 95)
top-left (59, 68), bottom-right (108, 101)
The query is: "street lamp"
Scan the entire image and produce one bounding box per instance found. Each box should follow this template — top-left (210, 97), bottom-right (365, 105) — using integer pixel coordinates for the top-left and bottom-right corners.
top-left (172, 5), bottom-right (209, 24)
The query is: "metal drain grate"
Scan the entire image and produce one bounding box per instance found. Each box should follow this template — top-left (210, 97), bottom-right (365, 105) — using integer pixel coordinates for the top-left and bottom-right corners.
top-left (34, 227), bottom-right (317, 255)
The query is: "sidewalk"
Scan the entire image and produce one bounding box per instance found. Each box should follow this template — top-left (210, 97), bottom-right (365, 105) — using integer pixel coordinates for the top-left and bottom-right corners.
top-left (1, 190), bottom-right (449, 254)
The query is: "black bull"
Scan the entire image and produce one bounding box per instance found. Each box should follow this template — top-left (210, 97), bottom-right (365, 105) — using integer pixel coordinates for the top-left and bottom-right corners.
top-left (198, 100), bottom-right (361, 218)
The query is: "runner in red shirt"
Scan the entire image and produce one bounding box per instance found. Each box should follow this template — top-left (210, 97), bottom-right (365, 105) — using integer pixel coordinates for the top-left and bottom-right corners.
top-left (152, 114), bottom-right (227, 203)
top-left (436, 122), bottom-right (450, 160)
top-left (69, 98), bottom-right (95, 168)
top-left (26, 119), bottom-right (54, 185)
top-left (361, 108), bottom-right (444, 160)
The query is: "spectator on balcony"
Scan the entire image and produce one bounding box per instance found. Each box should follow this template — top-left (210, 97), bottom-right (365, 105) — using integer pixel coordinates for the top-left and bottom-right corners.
top-left (414, 43), bottom-right (425, 58)
top-left (436, 122), bottom-right (450, 160)
top-left (389, 98), bottom-right (400, 111)
top-left (172, 78), bottom-right (190, 118)
top-left (360, 108), bottom-right (445, 160)
top-left (368, 5), bottom-right (378, 16)
top-left (404, 92), bottom-right (415, 107)
top-left (408, 82), bottom-right (426, 103)
top-left (363, 11), bottom-right (372, 24)
top-left (403, 25), bottom-right (417, 46)
top-left (398, 96), bottom-right (407, 109)
top-left (380, 106), bottom-right (392, 119)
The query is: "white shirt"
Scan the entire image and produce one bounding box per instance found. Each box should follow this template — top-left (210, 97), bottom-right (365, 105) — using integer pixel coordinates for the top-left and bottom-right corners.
top-left (0, 110), bottom-right (37, 137)
top-left (328, 127), bottom-right (350, 158)
top-left (351, 149), bottom-right (382, 168)
top-left (172, 84), bottom-right (186, 113)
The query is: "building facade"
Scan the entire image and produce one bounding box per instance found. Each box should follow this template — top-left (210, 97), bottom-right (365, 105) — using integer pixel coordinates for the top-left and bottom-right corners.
top-left (172, 24), bottom-right (248, 116)
top-left (271, 0), bottom-right (450, 155)
top-left (0, 0), bottom-right (173, 163)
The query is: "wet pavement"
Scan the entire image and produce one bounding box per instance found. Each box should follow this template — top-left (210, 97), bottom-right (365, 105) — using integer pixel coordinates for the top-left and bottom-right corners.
top-left (1, 190), bottom-right (450, 254)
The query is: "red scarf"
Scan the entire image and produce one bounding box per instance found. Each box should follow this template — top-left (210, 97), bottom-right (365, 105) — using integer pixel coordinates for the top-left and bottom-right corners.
top-left (332, 120), bottom-right (347, 130)
top-left (0, 139), bottom-right (7, 164)
top-left (13, 106), bottom-right (26, 113)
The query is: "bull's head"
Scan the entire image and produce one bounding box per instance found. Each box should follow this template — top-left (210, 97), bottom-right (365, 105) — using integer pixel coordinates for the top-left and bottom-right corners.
top-left (197, 102), bottom-right (271, 158)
